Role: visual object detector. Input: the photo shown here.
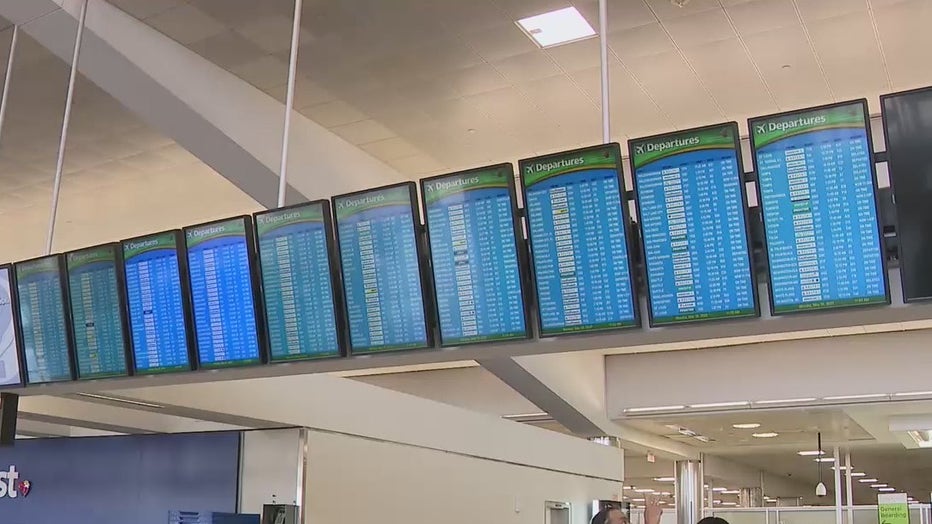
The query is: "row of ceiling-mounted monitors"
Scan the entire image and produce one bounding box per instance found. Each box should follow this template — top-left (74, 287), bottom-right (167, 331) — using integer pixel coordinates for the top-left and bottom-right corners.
top-left (0, 90), bottom-right (930, 388)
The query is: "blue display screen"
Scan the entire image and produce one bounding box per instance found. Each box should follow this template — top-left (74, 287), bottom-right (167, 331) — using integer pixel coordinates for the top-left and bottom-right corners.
top-left (521, 146), bottom-right (638, 335)
top-left (334, 184), bottom-right (429, 353)
top-left (0, 267), bottom-right (22, 387)
top-left (751, 101), bottom-right (888, 313)
top-left (67, 246), bottom-right (128, 379)
top-left (423, 167), bottom-right (527, 346)
top-left (256, 202), bottom-right (341, 361)
top-left (185, 218), bottom-right (261, 367)
top-left (123, 232), bottom-right (193, 374)
top-left (631, 124), bottom-right (757, 325)
top-left (15, 256), bottom-right (72, 383)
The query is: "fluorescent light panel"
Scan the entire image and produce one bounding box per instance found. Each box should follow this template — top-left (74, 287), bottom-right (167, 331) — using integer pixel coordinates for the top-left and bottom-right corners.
top-left (516, 7), bottom-right (596, 48)
top-left (798, 450), bottom-right (825, 456)
top-left (654, 477), bottom-right (676, 482)
top-left (626, 405), bottom-right (687, 413)
top-left (754, 398), bottom-right (817, 405)
top-left (752, 432), bottom-right (779, 438)
top-left (690, 401), bottom-right (749, 409)
top-left (849, 472), bottom-right (867, 477)
top-left (859, 478), bottom-right (879, 483)
top-left (733, 423), bottom-right (761, 429)
top-left (823, 393), bottom-right (887, 401)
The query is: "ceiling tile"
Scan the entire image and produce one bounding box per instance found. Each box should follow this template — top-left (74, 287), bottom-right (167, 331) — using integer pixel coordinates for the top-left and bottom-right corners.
top-left (235, 14), bottom-right (312, 54)
top-left (330, 119), bottom-right (396, 145)
top-left (725, 0), bottom-right (799, 36)
top-left (493, 0), bottom-right (579, 20)
top-left (795, 0), bottom-right (868, 22)
top-left (609, 23), bottom-right (676, 61)
top-left (545, 37), bottom-right (602, 73)
top-left (385, 154), bottom-right (446, 176)
top-left (187, 28), bottom-right (273, 71)
top-left (461, 24), bottom-right (539, 62)
top-left (642, 0), bottom-right (722, 20)
top-left (682, 38), bottom-right (775, 116)
top-left (439, 64), bottom-right (511, 97)
top-left (663, 8), bottom-right (736, 47)
top-left (299, 100), bottom-right (368, 128)
top-left (807, 10), bottom-right (889, 97)
top-left (230, 56), bottom-right (288, 90)
top-left (424, 1), bottom-right (511, 35)
top-left (492, 51), bottom-right (563, 83)
top-left (603, 0), bottom-right (658, 31)
top-left (361, 137), bottom-right (425, 161)
top-left (625, 51), bottom-right (722, 128)
top-left (147, 4), bottom-right (227, 45)
top-left (108, 0), bottom-right (185, 20)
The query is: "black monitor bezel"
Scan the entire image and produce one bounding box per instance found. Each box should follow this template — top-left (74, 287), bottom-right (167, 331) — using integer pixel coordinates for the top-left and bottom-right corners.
top-left (517, 142), bottom-right (642, 337)
top-left (253, 200), bottom-right (348, 362)
top-left (628, 121), bottom-right (761, 327)
top-left (331, 181), bottom-right (435, 355)
top-left (0, 264), bottom-right (25, 389)
top-left (182, 215), bottom-right (269, 369)
top-left (747, 98), bottom-right (891, 315)
top-left (420, 163), bottom-right (533, 347)
top-left (120, 229), bottom-right (198, 375)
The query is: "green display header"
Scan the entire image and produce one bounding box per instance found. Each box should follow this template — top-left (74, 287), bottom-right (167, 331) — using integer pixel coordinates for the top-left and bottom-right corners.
top-left (124, 231), bottom-right (178, 260)
top-left (186, 218), bottom-right (246, 248)
top-left (334, 185), bottom-right (412, 220)
top-left (256, 203), bottom-right (324, 237)
top-left (751, 102), bottom-right (866, 149)
top-left (521, 146), bottom-right (619, 187)
top-left (67, 246), bottom-right (115, 270)
top-left (16, 256), bottom-right (60, 280)
top-left (424, 168), bottom-right (510, 205)
top-left (631, 124), bottom-right (736, 170)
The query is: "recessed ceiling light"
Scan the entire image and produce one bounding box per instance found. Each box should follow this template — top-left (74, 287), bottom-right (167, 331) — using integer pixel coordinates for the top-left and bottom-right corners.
top-left (632, 498), bottom-right (646, 502)
top-left (894, 391), bottom-right (932, 397)
top-left (850, 472), bottom-right (867, 477)
top-left (831, 466), bottom-right (851, 471)
top-left (871, 484), bottom-right (888, 488)
top-left (879, 488), bottom-right (896, 492)
top-left (721, 502), bottom-right (738, 506)
top-left (516, 7), bottom-right (596, 49)
top-left (654, 477), bottom-right (676, 482)
top-left (815, 457), bottom-right (835, 463)
top-left (712, 487), bottom-right (728, 492)
top-left (733, 423), bottom-right (761, 429)
top-left (753, 432), bottom-right (779, 438)
top-left (798, 450), bottom-right (825, 456)
top-left (754, 398), bottom-right (817, 405)
top-left (634, 488), bottom-right (655, 493)
top-left (624, 486), bottom-right (636, 490)
top-left (859, 478), bottom-right (879, 483)
top-left (722, 490), bottom-right (741, 495)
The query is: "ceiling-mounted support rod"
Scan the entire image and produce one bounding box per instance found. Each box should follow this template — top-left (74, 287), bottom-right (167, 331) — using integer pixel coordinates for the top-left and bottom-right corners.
top-left (598, 0), bottom-right (610, 143)
top-left (845, 450), bottom-right (854, 524)
top-left (46, 0), bottom-right (88, 254)
top-left (277, 0), bottom-right (304, 208)
top-left (0, 25), bottom-right (19, 146)
top-left (833, 446), bottom-right (842, 524)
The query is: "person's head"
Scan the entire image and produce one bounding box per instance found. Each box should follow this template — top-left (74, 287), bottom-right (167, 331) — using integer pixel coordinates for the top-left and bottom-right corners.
top-left (591, 507), bottom-right (628, 524)
top-left (697, 518), bottom-right (730, 524)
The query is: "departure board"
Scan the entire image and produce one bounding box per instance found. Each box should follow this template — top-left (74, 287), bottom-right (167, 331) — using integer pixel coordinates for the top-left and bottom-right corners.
top-left (14, 256), bottom-right (73, 384)
top-left (631, 123), bottom-right (758, 326)
top-left (334, 183), bottom-right (430, 353)
top-left (184, 217), bottom-right (262, 367)
top-left (123, 231), bottom-right (193, 374)
top-left (520, 144), bottom-right (639, 335)
top-left (750, 100), bottom-right (888, 314)
top-left (66, 245), bottom-right (129, 379)
top-left (422, 166), bottom-right (528, 346)
top-left (0, 267), bottom-right (22, 387)
top-left (255, 202), bottom-right (342, 361)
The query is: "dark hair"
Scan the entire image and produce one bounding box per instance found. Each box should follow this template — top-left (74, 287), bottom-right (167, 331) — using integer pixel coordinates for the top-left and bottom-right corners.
top-left (697, 518), bottom-right (730, 524)
top-left (591, 507), bottom-right (623, 524)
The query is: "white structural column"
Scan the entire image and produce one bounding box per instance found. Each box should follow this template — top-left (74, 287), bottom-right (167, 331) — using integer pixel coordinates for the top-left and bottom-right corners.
top-left (46, 0), bottom-right (87, 254)
top-left (676, 460), bottom-right (703, 524)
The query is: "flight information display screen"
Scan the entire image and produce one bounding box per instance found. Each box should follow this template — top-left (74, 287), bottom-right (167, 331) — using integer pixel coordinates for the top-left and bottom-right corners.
top-left (422, 165), bottom-right (528, 346)
top-left (123, 231), bottom-right (193, 374)
top-left (255, 202), bottom-right (342, 361)
top-left (631, 123), bottom-right (758, 326)
top-left (184, 217), bottom-right (262, 368)
top-left (67, 245), bottom-right (129, 379)
top-left (0, 267), bottom-right (22, 387)
top-left (14, 256), bottom-right (73, 384)
top-left (750, 100), bottom-right (888, 314)
top-left (520, 144), bottom-right (639, 335)
top-left (334, 183), bottom-right (429, 353)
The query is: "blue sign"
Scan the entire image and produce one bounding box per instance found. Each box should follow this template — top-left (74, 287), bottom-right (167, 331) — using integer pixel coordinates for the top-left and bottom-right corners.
top-left (520, 145), bottom-right (639, 335)
top-left (185, 218), bottom-right (262, 367)
top-left (631, 123), bottom-right (758, 325)
top-left (334, 183), bottom-right (430, 353)
top-left (751, 101), bottom-right (888, 313)
top-left (422, 166), bottom-right (528, 346)
top-left (123, 232), bottom-right (193, 374)
top-left (67, 245), bottom-right (129, 379)
top-left (14, 256), bottom-right (73, 384)
top-left (255, 202), bottom-right (341, 361)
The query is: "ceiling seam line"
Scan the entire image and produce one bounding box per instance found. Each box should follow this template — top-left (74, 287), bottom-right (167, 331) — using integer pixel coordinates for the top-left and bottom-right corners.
top-left (864, 0), bottom-right (893, 91)
top-left (716, 0), bottom-right (780, 110)
top-left (789, 0), bottom-right (836, 101)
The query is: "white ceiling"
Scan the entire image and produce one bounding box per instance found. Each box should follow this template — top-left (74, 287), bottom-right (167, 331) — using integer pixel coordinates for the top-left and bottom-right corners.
top-left (109, 0), bottom-right (932, 178)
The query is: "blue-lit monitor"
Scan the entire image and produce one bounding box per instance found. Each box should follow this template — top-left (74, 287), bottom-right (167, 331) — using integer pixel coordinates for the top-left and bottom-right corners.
top-left (66, 244), bottom-right (130, 379)
top-left (184, 217), bottom-right (263, 368)
top-left (630, 123), bottom-right (758, 326)
top-left (0, 266), bottom-right (22, 387)
top-left (122, 231), bottom-right (194, 374)
top-left (255, 201), bottom-right (343, 361)
top-left (519, 144), bottom-right (639, 335)
top-left (333, 183), bottom-right (431, 354)
top-left (14, 255), bottom-right (74, 384)
top-left (749, 100), bottom-right (889, 314)
top-left (422, 165), bottom-right (529, 346)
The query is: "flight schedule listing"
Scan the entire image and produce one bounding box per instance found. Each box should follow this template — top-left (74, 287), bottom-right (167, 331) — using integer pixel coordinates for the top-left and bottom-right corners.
top-left (123, 232), bottom-right (192, 374)
top-left (751, 101), bottom-right (887, 313)
top-left (423, 167), bottom-right (527, 345)
top-left (256, 203), bottom-right (341, 361)
top-left (335, 184), bottom-right (428, 353)
top-left (185, 218), bottom-right (261, 367)
top-left (67, 246), bottom-right (128, 379)
top-left (521, 145), bottom-right (638, 335)
top-left (15, 256), bottom-right (72, 383)
top-left (631, 124), bottom-right (757, 325)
